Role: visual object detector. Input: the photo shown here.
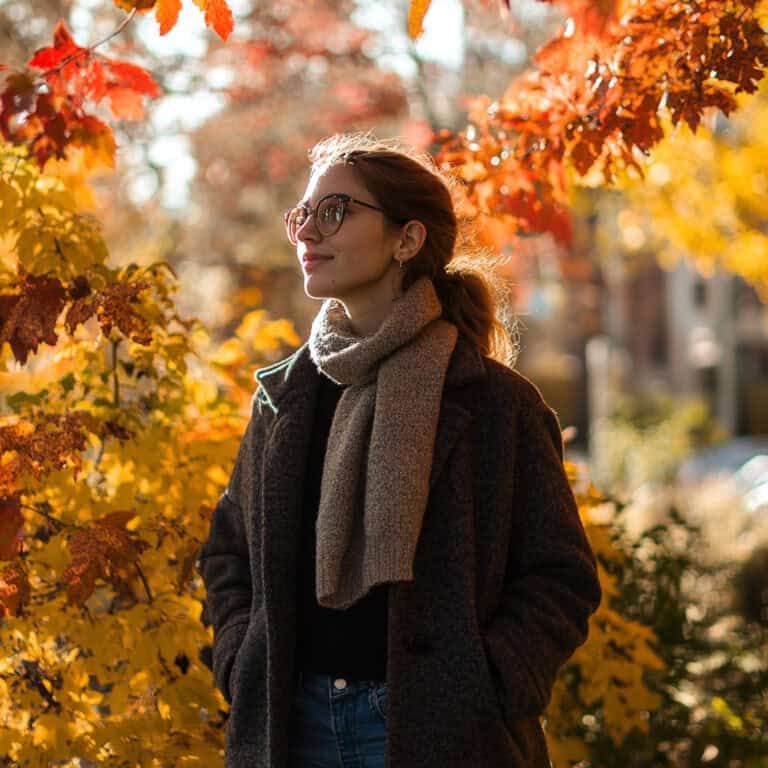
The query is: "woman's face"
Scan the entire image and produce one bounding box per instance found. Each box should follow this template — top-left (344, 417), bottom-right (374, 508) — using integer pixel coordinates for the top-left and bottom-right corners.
top-left (293, 163), bottom-right (404, 316)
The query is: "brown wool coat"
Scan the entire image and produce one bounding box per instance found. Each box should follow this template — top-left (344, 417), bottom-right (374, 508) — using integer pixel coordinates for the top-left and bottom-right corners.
top-left (196, 335), bottom-right (601, 768)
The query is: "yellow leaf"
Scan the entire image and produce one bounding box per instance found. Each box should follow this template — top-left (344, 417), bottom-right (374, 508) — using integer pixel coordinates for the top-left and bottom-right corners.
top-left (157, 696), bottom-right (172, 720)
top-left (235, 309), bottom-right (267, 340)
top-left (210, 338), bottom-right (247, 367)
top-left (253, 319), bottom-right (301, 352)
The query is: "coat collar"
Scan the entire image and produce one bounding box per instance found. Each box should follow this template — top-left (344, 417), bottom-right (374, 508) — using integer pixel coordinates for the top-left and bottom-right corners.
top-left (254, 333), bottom-right (486, 416)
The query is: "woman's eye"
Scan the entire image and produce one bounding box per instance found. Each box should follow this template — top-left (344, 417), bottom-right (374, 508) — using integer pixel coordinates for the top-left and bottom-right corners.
top-left (321, 205), bottom-right (340, 224)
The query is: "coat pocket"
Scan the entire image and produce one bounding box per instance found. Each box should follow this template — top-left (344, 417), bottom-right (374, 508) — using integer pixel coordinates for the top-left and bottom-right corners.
top-left (226, 610), bottom-right (268, 712)
top-left (213, 618), bottom-right (250, 704)
top-left (228, 639), bottom-right (247, 700)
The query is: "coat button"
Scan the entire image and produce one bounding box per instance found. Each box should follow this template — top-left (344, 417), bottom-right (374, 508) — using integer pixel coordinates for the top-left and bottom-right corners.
top-left (333, 678), bottom-right (347, 690)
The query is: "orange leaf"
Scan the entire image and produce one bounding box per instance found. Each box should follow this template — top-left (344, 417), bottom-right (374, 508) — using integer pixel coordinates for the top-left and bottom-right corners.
top-left (155, 0), bottom-right (183, 36)
top-left (105, 87), bottom-right (145, 120)
top-left (62, 113), bottom-right (116, 169)
top-left (192, 0), bottom-right (234, 41)
top-left (407, 0), bottom-right (431, 40)
top-left (113, 0), bottom-right (157, 12)
top-left (98, 509), bottom-right (138, 529)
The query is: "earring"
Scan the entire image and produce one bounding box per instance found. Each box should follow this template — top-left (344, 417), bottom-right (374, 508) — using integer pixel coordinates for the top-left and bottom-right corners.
top-left (397, 259), bottom-right (404, 270)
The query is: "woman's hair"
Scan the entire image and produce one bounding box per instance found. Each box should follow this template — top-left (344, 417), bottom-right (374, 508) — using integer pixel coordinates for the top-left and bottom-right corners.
top-left (308, 132), bottom-right (519, 367)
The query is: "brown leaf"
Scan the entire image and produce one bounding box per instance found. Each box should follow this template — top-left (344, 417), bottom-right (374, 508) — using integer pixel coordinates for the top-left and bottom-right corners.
top-left (0, 412), bottom-right (94, 491)
top-left (64, 298), bottom-right (95, 335)
top-left (0, 494), bottom-right (23, 560)
top-left (0, 562), bottom-right (30, 618)
top-left (95, 280), bottom-right (153, 345)
top-left (176, 540), bottom-right (201, 592)
top-left (0, 274), bottom-right (66, 364)
top-left (62, 510), bottom-right (148, 605)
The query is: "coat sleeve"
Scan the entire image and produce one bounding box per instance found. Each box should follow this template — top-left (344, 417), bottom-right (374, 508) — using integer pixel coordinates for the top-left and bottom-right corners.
top-left (197, 406), bottom-right (262, 704)
top-left (481, 400), bottom-right (601, 721)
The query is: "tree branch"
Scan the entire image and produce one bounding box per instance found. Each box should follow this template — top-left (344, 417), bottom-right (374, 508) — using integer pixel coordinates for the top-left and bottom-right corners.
top-left (135, 561), bottom-right (154, 604)
top-left (111, 338), bottom-right (120, 407)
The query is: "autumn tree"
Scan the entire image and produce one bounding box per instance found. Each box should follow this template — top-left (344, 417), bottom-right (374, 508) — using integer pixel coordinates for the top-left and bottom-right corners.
top-left (0, 6), bottom-right (295, 763)
top-left (433, 0), bottom-right (768, 262)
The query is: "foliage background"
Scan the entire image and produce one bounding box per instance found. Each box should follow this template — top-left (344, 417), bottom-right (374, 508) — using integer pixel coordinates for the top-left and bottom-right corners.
top-left (1, 0), bottom-right (767, 766)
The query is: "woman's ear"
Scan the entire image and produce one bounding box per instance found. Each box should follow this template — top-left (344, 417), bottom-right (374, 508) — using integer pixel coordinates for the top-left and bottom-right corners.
top-left (395, 220), bottom-right (427, 263)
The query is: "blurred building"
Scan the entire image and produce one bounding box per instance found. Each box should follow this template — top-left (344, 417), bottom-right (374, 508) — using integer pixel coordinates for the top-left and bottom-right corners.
top-left (596, 256), bottom-right (768, 437)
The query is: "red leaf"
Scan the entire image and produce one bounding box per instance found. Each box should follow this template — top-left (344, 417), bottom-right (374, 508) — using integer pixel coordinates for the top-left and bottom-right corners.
top-left (106, 60), bottom-right (161, 97)
top-left (68, 114), bottom-right (117, 168)
top-left (60, 557), bottom-right (99, 606)
top-left (23, 19), bottom-right (161, 124)
top-left (27, 20), bottom-right (84, 73)
top-left (570, 134), bottom-right (601, 175)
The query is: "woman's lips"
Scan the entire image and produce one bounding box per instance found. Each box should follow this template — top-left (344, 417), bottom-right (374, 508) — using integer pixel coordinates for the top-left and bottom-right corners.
top-left (302, 255), bottom-right (333, 270)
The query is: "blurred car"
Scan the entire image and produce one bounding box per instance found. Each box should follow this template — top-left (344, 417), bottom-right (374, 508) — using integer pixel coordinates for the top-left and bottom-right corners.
top-left (677, 437), bottom-right (768, 515)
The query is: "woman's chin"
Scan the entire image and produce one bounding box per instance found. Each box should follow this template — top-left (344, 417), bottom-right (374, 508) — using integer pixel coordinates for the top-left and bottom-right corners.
top-left (303, 277), bottom-right (337, 301)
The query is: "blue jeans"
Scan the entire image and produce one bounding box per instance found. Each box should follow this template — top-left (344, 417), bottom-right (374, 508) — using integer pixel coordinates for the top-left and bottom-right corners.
top-left (288, 671), bottom-right (388, 768)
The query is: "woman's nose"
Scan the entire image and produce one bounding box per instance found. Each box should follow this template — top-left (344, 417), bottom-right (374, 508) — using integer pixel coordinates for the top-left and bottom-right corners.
top-left (296, 214), bottom-right (320, 243)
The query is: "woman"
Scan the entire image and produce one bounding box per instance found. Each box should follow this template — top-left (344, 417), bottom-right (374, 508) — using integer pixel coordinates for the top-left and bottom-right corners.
top-left (197, 134), bottom-right (601, 768)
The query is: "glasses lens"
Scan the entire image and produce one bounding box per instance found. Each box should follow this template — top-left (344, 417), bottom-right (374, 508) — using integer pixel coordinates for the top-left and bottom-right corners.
top-left (316, 197), bottom-right (344, 236)
top-left (286, 206), bottom-right (305, 243)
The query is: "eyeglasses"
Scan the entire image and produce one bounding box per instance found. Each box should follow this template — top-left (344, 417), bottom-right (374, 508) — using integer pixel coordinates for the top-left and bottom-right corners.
top-left (283, 193), bottom-right (387, 245)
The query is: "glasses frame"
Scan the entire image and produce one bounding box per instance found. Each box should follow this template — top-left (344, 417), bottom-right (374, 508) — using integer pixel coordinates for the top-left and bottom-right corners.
top-left (283, 193), bottom-right (388, 245)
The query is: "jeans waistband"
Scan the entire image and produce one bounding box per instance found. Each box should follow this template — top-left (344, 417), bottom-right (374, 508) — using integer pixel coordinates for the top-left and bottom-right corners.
top-left (297, 670), bottom-right (386, 695)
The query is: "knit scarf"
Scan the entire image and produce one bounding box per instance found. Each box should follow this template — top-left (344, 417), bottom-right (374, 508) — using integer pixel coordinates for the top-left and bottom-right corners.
top-left (307, 275), bottom-right (458, 610)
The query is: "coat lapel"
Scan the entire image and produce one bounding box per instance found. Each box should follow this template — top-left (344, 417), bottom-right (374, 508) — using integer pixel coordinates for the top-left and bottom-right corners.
top-left (258, 346), bottom-right (319, 627)
top-left (427, 336), bottom-right (486, 490)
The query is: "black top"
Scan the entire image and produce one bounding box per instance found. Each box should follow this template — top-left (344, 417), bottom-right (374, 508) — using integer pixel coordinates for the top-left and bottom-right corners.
top-left (295, 372), bottom-right (389, 680)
